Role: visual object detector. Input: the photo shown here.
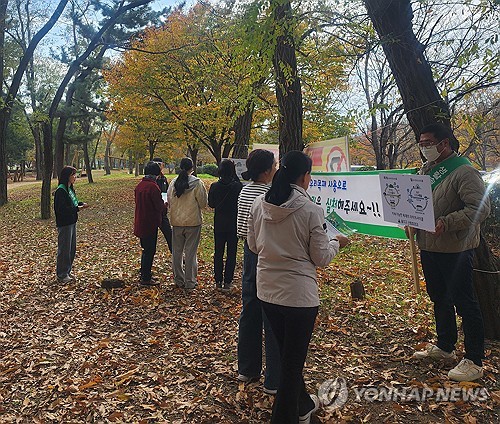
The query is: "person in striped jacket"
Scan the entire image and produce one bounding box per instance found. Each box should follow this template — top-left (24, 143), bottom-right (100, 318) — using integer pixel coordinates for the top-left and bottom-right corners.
top-left (236, 149), bottom-right (280, 395)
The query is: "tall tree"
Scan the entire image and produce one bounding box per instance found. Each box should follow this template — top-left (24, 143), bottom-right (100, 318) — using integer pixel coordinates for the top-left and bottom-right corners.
top-left (106, 4), bottom-right (254, 164)
top-left (40, 0), bottom-right (155, 219)
top-left (271, 0), bottom-right (303, 157)
top-left (0, 0), bottom-right (68, 206)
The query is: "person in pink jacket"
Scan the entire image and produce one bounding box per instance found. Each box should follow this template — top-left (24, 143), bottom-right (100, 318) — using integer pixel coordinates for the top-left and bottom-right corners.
top-left (248, 151), bottom-right (349, 424)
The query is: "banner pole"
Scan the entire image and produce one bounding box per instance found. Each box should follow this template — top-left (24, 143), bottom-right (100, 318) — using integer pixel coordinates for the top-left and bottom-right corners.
top-left (408, 227), bottom-right (420, 294)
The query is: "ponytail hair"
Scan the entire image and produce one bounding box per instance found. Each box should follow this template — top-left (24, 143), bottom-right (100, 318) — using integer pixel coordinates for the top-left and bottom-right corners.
top-left (241, 149), bottom-right (275, 181)
top-left (174, 157), bottom-right (194, 197)
top-left (265, 151), bottom-right (312, 206)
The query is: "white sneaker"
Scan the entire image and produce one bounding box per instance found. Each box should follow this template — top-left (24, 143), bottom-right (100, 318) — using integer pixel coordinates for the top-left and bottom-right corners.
top-left (413, 344), bottom-right (457, 360)
top-left (448, 358), bottom-right (483, 382)
top-left (299, 394), bottom-right (320, 424)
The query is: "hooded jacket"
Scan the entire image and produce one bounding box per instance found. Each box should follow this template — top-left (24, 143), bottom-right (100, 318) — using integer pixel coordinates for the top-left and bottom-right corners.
top-left (208, 177), bottom-right (243, 233)
top-left (416, 152), bottom-right (490, 253)
top-left (247, 184), bottom-right (340, 308)
top-left (134, 176), bottom-right (164, 238)
top-left (167, 175), bottom-right (208, 227)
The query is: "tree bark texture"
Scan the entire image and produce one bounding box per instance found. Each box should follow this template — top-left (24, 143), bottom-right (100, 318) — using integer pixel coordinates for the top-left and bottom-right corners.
top-left (473, 234), bottom-right (500, 340)
top-left (363, 0), bottom-right (458, 147)
top-left (232, 104), bottom-right (253, 159)
top-left (272, 0), bottom-right (303, 158)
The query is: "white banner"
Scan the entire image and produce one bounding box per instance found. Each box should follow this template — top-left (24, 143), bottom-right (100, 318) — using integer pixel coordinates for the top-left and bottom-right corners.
top-left (309, 169), bottom-right (417, 239)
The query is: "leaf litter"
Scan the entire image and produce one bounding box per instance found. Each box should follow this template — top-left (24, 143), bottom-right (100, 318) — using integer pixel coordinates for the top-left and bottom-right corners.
top-left (0, 174), bottom-right (498, 423)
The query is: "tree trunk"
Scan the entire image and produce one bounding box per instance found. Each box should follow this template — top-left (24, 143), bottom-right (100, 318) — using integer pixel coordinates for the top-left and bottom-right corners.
top-left (473, 234), bottom-right (500, 340)
top-left (272, 0), bottom-right (303, 158)
top-left (363, 0), bottom-right (457, 148)
top-left (364, 0), bottom-right (499, 339)
top-left (81, 118), bottom-right (93, 184)
top-left (232, 104), bottom-right (253, 159)
top-left (104, 139), bottom-right (112, 175)
top-left (187, 145), bottom-right (198, 175)
top-left (34, 127), bottom-right (43, 180)
top-left (83, 139), bottom-right (93, 183)
top-left (41, 121), bottom-right (53, 219)
top-left (91, 133), bottom-right (100, 169)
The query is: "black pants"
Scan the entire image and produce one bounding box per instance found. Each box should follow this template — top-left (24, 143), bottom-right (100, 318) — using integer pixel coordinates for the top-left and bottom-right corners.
top-left (159, 213), bottom-right (172, 253)
top-left (140, 231), bottom-right (158, 281)
top-left (421, 249), bottom-right (484, 365)
top-left (213, 231), bottom-right (238, 285)
top-left (262, 301), bottom-right (318, 424)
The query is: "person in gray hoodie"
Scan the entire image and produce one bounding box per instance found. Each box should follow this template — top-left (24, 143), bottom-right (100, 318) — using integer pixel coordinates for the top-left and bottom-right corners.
top-left (167, 157), bottom-right (208, 292)
top-left (248, 151), bottom-right (349, 424)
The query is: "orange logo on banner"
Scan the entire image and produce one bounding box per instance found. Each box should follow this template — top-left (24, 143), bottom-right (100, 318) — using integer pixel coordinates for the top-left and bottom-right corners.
top-left (305, 138), bottom-right (350, 172)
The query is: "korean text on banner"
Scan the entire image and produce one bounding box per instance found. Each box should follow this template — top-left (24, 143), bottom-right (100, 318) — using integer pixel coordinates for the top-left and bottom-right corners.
top-left (308, 169), bottom-right (417, 239)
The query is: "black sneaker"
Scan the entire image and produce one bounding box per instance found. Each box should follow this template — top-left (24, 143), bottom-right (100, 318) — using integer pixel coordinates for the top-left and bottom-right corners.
top-left (140, 279), bottom-right (160, 287)
top-left (215, 281), bottom-right (223, 290)
top-left (221, 283), bottom-right (232, 292)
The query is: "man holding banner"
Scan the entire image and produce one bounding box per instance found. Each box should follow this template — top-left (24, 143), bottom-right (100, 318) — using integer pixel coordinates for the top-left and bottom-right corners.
top-left (410, 123), bottom-right (490, 382)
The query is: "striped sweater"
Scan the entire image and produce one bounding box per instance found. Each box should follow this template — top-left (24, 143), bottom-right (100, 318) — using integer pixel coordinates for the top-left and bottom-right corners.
top-left (237, 182), bottom-right (270, 239)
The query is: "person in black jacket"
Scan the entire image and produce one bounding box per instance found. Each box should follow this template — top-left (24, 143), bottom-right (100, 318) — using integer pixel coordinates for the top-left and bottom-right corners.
top-left (153, 157), bottom-right (172, 253)
top-left (208, 159), bottom-right (243, 291)
top-left (54, 166), bottom-right (88, 283)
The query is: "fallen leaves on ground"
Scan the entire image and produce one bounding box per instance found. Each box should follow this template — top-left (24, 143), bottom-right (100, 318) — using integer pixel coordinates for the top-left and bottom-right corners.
top-left (0, 172), bottom-right (498, 423)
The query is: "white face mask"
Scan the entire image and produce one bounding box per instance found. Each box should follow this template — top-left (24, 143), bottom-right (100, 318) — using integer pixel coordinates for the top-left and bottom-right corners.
top-left (420, 141), bottom-right (443, 162)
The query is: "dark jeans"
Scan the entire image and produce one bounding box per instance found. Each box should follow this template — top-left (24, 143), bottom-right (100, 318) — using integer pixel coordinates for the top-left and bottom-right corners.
top-left (140, 231), bottom-right (158, 282)
top-left (56, 223), bottom-right (77, 279)
top-left (237, 241), bottom-right (281, 390)
top-left (421, 249), bottom-right (484, 365)
top-left (159, 213), bottom-right (172, 253)
top-left (262, 301), bottom-right (318, 424)
top-left (213, 231), bottom-right (238, 285)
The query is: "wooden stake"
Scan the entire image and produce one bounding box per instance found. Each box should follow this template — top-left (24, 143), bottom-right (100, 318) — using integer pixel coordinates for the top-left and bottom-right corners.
top-left (408, 227), bottom-right (420, 293)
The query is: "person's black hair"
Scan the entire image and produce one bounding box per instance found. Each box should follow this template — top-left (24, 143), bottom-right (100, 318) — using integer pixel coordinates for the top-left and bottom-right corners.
top-left (420, 123), bottom-right (459, 152)
top-left (59, 166), bottom-right (77, 187)
top-left (265, 151), bottom-right (312, 206)
top-left (144, 161), bottom-right (161, 176)
top-left (152, 157), bottom-right (163, 163)
top-left (241, 149), bottom-right (275, 181)
top-left (174, 157), bottom-right (194, 197)
top-left (218, 159), bottom-right (239, 182)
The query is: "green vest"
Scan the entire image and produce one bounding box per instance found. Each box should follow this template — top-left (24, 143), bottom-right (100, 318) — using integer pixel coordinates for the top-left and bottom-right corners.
top-left (427, 155), bottom-right (471, 191)
top-left (57, 184), bottom-right (79, 207)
